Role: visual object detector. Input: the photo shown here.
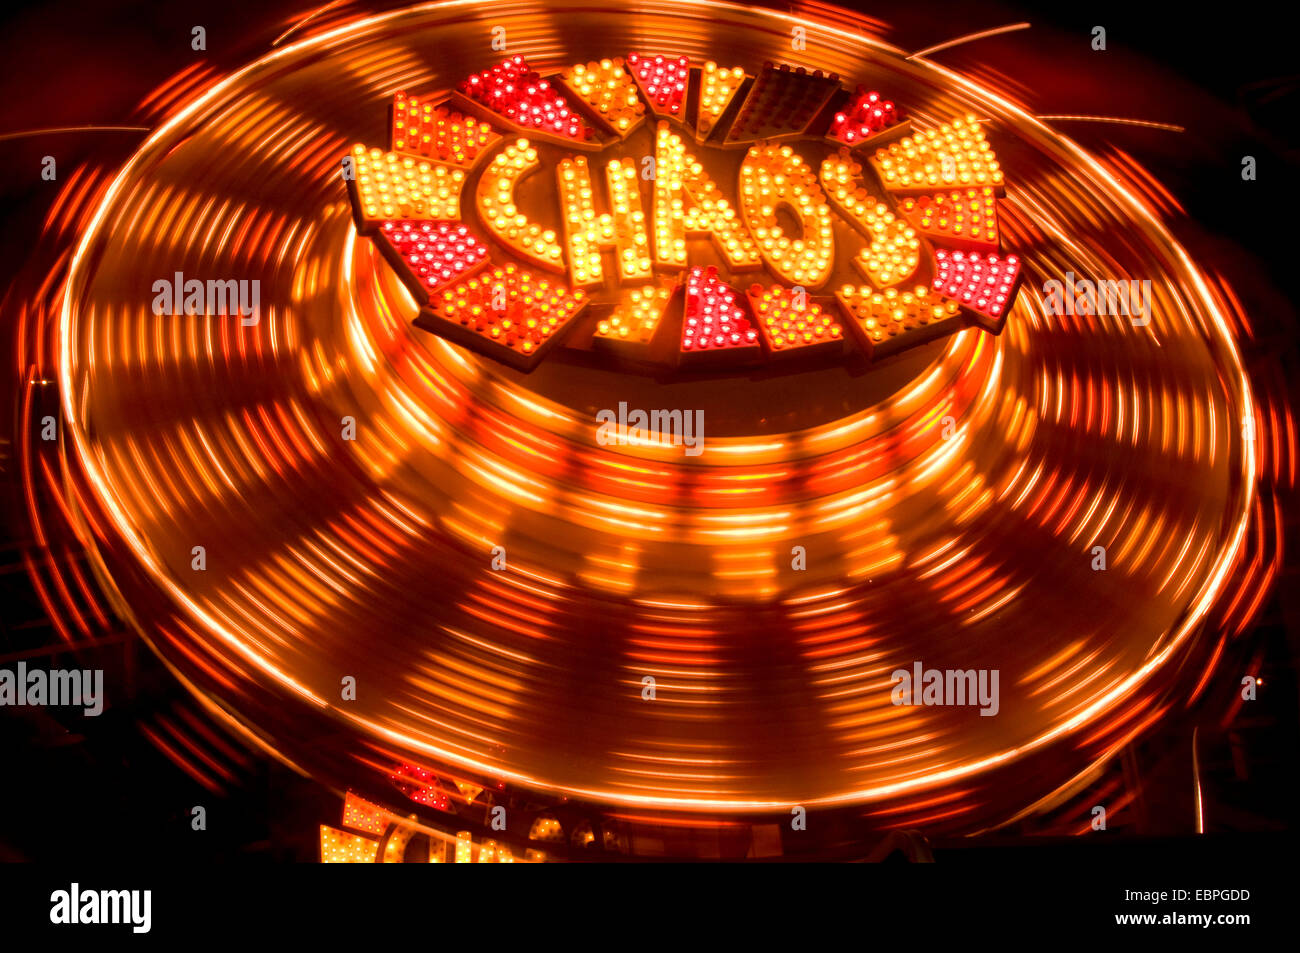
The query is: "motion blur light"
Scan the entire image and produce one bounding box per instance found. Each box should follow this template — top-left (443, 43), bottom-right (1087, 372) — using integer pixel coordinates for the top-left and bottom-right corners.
top-left (43, 0), bottom-right (1260, 863)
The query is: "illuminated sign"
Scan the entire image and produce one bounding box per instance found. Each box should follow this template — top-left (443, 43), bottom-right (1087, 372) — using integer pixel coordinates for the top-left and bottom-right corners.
top-left (344, 55), bottom-right (1023, 371)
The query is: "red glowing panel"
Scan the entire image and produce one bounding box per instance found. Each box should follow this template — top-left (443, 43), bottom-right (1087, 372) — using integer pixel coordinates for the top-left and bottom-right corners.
top-left (746, 283), bottom-right (845, 359)
top-left (391, 93), bottom-right (500, 167)
top-left (681, 266), bottom-right (760, 363)
top-left (375, 220), bottom-right (488, 298)
top-left (626, 52), bottom-right (690, 118)
top-left (426, 263), bottom-right (587, 369)
top-left (899, 188), bottom-right (1000, 251)
top-left (726, 62), bottom-right (840, 144)
top-left (389, 763), bottom-right (449, 810)
top-left (931, 248), bottom-right (1021, 330)
top-left (827, 87), bottom-right (904, 145)
top-left (457, 55), bottom-right (592, 144)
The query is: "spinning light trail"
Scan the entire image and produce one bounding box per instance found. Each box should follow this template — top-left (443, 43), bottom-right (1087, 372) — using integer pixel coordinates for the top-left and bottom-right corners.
top-left (9, 0), bottom-right (1282, 860)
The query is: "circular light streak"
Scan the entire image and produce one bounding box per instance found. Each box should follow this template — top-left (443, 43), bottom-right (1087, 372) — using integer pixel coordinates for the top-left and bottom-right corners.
top-left (49, 0), bottom-right (1257, 829)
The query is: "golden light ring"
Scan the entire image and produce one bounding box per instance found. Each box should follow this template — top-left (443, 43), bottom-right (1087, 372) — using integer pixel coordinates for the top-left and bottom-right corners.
top-left (56, 0), bottom-right (1255, 819)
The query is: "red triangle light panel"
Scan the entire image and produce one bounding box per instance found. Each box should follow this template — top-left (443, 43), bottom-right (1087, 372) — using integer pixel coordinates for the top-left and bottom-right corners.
top-left (376, 221), bottom-right (489, 298)
top-left (458, 55), bottom-right (593, 143)
top-left (626, 53), bottom-right (690, 117)
top-left (681, 266), bottom-right (761, 364)
top-left (931, 249), bottom-right (1022, 331)
top-left (827, 87), bottom-right (904, 145)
